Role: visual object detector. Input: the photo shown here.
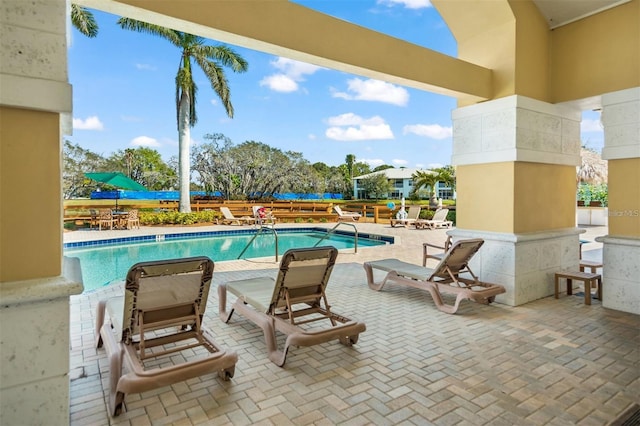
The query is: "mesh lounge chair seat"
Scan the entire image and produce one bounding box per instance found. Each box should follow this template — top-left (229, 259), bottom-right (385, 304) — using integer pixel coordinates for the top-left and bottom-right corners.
top-left (363, 238), bottom-right (505, 314)
top-left (219, 247), bottom-right (366, 366)
top-left (95, 257), bottom-right (237, 416)
top-left (390, 206), bottom-right (421, 227)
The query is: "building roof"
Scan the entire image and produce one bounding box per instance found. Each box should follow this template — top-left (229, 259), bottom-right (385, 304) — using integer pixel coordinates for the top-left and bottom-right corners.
top-left (354, 167), bottom-right (434, 180)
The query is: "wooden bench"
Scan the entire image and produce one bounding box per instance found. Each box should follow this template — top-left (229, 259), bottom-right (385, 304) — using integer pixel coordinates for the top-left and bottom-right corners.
top-left (579, 259), bottom-right (603, 273)
top-left (554, 270), bottom-right (602, 305)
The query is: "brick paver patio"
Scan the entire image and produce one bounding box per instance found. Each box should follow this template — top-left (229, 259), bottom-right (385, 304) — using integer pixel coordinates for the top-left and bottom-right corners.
top-left (67, 223), bottom-right (639, 425)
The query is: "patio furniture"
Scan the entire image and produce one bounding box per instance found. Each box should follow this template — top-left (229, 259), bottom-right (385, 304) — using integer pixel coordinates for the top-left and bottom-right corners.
top-left (555, 270), bottom-right (602, 305)
top-left (423, 235), bottom-right (453, 266)
top-left (218, 247), bottom-right (366, 366)
top-left (363, 238), bottom-right (505, 314)
top-left (95, 256), bottom-right (237, 416)
top-left (390, 206), bottom-right (421, 227)
top-left (334, 205), bottom-right (361, 221)
top-left (252, 205), bottom-right (276, 225)
top-left (98, 209), bottom-right (117, 230)
top-left (125, 209), bottom-right (140, 229)
top-left (414, 208), bottom-right (452, 230)
top-left (219, 206), bottom-right (255, 225)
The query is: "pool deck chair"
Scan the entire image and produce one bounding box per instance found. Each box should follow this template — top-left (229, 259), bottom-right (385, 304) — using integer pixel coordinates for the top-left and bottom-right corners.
top-left (95, 257), bottom-right (238, 416)
top-left (363, 239), bottom-right (505, 314)
top-left (219, 206), bottom-right (255, 225)
top-left (219, 247), bottom-right (366, 367)
top-left (334, 205), bottom-right (362, 221)
top-left (415, 208), bottom-right (453, 230)
top-left (390, 206), bottom-right (421, 228)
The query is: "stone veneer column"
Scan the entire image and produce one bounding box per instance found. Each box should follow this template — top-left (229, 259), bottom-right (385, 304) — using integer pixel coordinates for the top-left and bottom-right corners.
top-left (449, 95), bottom-right (582, 306)
top-left (598, 87), bottom-right (640, 315)
top-left (0, 0), bottom-right (82, 424)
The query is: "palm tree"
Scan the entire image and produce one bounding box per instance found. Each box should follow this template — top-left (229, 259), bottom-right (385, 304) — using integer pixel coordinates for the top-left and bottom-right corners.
top-left (412, 167), bottom-right (456, 206)
top-left (70, 4), bottom-right (98, 38)
top-left (577, 147), bottom-right (607, 185)
top-left (118, 19), bottom-right (248, 212)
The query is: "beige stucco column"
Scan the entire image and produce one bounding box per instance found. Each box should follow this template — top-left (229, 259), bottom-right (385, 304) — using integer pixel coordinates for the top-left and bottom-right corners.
top-left (449, 95), bottom-right (582, 306)
top-left (598, 87), bottom-right (640, 314)
top-left (0, 0), bottom-right (83, 423)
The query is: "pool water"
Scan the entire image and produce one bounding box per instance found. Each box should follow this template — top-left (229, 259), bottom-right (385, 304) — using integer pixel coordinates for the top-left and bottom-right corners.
top-left (64, 228), bottom-right (390, 292)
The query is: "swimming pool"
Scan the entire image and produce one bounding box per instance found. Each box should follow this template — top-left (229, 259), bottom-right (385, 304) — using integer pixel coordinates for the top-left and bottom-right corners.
top-left (64, 227), bottom-right (392, 292)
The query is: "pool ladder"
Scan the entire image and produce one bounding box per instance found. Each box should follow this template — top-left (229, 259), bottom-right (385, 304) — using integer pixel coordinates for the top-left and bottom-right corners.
top-left (237, 225), bottom-right (279, 262)
top-left (313, 222), bottom-right (358, 253)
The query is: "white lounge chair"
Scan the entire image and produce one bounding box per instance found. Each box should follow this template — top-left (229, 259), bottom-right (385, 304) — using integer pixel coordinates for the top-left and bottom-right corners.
top-left (333, 205), bottom-right (361, 221)
top-left (219, 206), bottom-right (255, 225)
top-left (415, 208), bottom-right (452, 230)
top-left (252, 205), bottom-right (276, 225)
top-left (390, 206), bottom-right (421, 227)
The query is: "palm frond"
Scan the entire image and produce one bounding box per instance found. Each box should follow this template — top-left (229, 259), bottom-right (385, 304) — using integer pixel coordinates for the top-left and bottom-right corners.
top-left (117, 18), bottom-right (182, 47)
top-left (71, 4), bottom-right (98, 38)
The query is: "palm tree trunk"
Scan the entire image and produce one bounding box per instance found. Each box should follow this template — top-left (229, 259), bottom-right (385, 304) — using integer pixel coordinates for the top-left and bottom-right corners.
top-left (178, 94), bottom-right (192, 213)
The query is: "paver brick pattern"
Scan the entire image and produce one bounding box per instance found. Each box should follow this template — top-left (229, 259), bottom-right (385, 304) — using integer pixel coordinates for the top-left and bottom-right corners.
top-left (67, 224), bottom-right (639, 425)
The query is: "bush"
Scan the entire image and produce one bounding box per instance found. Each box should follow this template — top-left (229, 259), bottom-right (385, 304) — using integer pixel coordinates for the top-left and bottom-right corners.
top-left (139, 210), bottom-right (220, 226)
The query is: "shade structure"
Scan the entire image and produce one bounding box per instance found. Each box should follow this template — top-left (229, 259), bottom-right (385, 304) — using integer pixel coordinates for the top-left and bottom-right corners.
top-left (85, 172), bottom-right (147, 191)
top-left (85, 172), bottom-right (147, 210)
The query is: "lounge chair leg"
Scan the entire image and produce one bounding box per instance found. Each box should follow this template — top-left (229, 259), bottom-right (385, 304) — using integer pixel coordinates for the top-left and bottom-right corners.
top-left (218, 365), bottom-right (235, 381)
top-left (339, 335), bottom-right (359, 346)
top-left (218, 284), bottom-right (235, 323)
top-left (95, 300), bottom-right (107, 348)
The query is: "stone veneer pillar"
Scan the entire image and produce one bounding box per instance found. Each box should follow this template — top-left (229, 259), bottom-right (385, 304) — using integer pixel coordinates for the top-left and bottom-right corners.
top-left (598, 87), bottom-right (640, 315)
top-left (449, 95), bottom-right (582, 306)
top-left (0, 0), bottom-right (83, 424)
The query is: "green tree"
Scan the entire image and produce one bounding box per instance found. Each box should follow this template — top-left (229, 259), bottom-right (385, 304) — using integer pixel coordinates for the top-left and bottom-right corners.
top-left (105, 147), bottom-right (177, 190)
top-left (359, 172), bottom-right (393, 201)
top-left (118, 19), bottom-right (248, 212)
top-left (63, 141), bottom-right (105, 198)
top-left (70, 4), bottom-right (98, 38)
top-left (345, 154), bottom-right (356, 181)
top-left (411, 166), bottom-right (456, 204)
top-left (373, 164), bottom-right (394, 172)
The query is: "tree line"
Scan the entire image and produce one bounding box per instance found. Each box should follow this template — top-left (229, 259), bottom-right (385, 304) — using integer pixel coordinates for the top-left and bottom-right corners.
top-left (63, 136), bottom-right (383, 200)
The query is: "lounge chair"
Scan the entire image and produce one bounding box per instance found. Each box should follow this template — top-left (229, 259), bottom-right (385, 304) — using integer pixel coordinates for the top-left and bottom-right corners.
top-left (363, 239), bottom-right (505, 314)
top-left (219, 247), bottom-right (366, 366)
top-left (252, 205), bottom-right (276, 225)
top-left (95, 257), bottom-right (238, 416)
top-left (390, 206), bottom-right (421, 227)
top-left (219, 206), bottom-right (255, 225)
top-left (334, 205), bottom-right (362, 221)
top-left (415, 208), bottom-right (452, 230)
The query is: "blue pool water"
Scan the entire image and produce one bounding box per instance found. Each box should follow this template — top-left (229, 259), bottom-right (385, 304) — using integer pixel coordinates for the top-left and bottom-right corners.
top-left (64, 227), bottom-right (391, 292)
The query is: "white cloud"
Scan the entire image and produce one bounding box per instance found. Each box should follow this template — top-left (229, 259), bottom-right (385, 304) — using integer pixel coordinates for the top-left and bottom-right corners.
top-left (427, 162), bottom-right (444, 169)
top-left (403, 123), bottom-right (452, 139)
top-left (361, 158), bottom-right (386, 167)
top-left (131, 136), bottom-right (160, 147)
top-left (392, 159), bottom-right (408, 166)
top-left (308, 134), bottom-right (317, 140)
top-left (260, 57), bottom-right (324, 93)
top-left (325, 113), bottom-right (394, 141)
top-left (135, 63), bottom-right (156, 71)
top-left (73, 116), bottom-right (104, 130)
top-left (210, 98), bottom-right (218, 106)
top-left (581, 118), bottom-right (602, 132)
top-left (260, 74), bottom-right (299, 92)
top-left (332, 78), bottom-right (409, 106)
top-left (377, 0), bottom-right (431, 9)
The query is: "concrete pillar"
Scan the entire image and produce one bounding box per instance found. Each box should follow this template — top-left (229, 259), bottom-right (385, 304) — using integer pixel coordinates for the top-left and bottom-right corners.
top-left (449, 95), bottom-right (582, 306)
top-left (598, 87), bottom-right (640, 315)
top-left (0, 0), bottom-right (83, 423)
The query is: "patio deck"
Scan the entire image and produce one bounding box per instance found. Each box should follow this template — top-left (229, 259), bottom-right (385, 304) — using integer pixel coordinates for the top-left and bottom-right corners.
top-left (67, 224), bottom-right (639, 425)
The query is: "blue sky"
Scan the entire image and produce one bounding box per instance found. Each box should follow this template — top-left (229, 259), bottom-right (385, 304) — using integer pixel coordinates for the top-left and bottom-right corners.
top-left (68, 0), bottom-right (604, 169)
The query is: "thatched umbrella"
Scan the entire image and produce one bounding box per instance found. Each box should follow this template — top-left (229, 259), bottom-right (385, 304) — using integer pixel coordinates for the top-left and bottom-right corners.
top-left (577, 147), bottom-right (607, 185)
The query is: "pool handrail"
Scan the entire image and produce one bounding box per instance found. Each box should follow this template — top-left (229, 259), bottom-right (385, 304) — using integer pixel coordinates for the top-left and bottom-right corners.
top-left (237, 225), bottom-right (279, 262)
top-left (313, 222), bottom-right (358, 253)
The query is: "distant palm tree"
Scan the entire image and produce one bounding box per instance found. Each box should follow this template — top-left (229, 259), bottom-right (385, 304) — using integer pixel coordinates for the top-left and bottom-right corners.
top-left (118, 18), bottom-right (248, 212)
top-left (70, 4), bottom-right (98, 38)
top-left (412, 167), bottom-right (455, 205)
